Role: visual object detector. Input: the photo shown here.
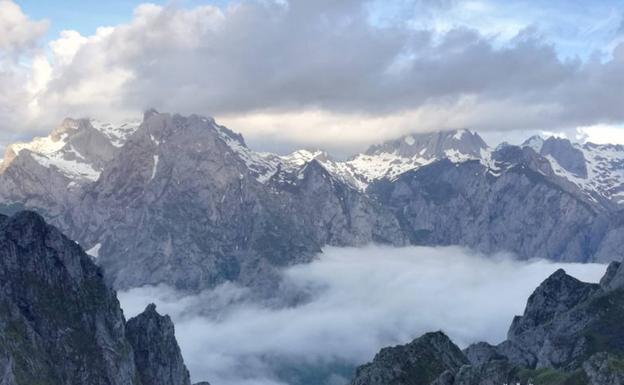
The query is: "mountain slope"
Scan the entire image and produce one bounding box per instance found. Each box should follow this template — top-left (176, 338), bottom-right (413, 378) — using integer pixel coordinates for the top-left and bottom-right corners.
top-left (0, 211), bottom-right (192, 385)
top-left (523, 136), bottom-right (624, 206)
top-left (351, 264), bottom-right (624, 385)
top-left (2, 110), bottom-right (624, 291)
top-left (62, 111), bottom-right (403, 291)
top-left (368, 145), bottom-right (624, 262)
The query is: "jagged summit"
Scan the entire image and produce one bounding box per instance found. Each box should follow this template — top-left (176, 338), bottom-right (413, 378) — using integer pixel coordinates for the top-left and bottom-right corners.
top-left (3, 110), bottom-right (624, 291)
top-left (352, 263), bottom-right (624, 385)
top-left (365, 129), bottom-right (487, 158)
top-left (520, 134), bottom-right (624, 205)
top-left (0, 210), bottom-right (194, 385)
top-left (1, 116), bottom-right (140, 182)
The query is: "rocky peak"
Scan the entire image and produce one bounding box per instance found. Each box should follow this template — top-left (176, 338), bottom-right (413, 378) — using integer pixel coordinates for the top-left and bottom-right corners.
top-left (126, 303), bottom-right (191, 385)
top-left (508, 269), bottom-right (599, 339)
top-left (351, 331), bottom-right (468, 385)
top-left (0, 115), bottom-right (139, 186)
top-left (365, 129), bottom-right (488, 159)
top-left (353, 263), bottom-right (624, 385)
top-left (49, 117), bottom-right (85, 140)
top-left (0, 211), bottom-right (195, 385)
top-left (522, 135), bottom-right (545, 152)
top-left (600, 261), bottom-right (624, 291)
top-left (540, 136), bottom-right (588, 178)
top-left (0, 211), bottom-right (138, 385)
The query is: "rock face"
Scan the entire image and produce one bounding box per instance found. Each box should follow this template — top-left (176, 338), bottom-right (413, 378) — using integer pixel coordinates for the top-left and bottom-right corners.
top-left (351, 332), bottom-right (468, 385)
top-left (351, 265), bottom-right (624, 385)
top-left (0, 211), bottom-right (194, 385)
top-left (2, 110), bottom-right (624, 292)
top-left (60, 111), bottom-right (404, 291)
top-left (369, 147), bottom-right (624, 263)
top-left (126, 304), bottom-right (191, 385)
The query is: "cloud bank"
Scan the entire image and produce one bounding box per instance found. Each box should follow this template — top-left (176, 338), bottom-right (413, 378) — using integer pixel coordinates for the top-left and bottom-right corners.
top-left (0, 1), bottom-right (623, 152)
top-left (118, 245), bottom-right (607, 385)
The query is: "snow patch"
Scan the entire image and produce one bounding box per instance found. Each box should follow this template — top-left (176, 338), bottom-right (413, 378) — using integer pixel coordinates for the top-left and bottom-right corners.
top-left (453, 130), bottom-right (466, 140)
top-left (151, 155), bottom-right (159, 180)
top-left (404, 135), bottom-right (415, 146)
top-left (86, 243), bottom-right (101, 259)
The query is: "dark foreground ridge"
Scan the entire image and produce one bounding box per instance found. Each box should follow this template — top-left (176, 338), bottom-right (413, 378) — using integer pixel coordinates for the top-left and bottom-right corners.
top-left (351, 263), bottom-right (624, 385)
top-left (0, 211), bottom-right (200, 385)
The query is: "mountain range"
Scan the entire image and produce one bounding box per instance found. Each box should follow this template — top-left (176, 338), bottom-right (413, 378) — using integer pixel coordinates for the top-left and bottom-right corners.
top-left (1, 110), bottom-right (624, 291)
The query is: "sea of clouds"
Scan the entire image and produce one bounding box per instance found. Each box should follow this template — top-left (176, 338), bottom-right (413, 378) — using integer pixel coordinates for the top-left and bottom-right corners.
top-left (118, 245), bottom-right (607, 385)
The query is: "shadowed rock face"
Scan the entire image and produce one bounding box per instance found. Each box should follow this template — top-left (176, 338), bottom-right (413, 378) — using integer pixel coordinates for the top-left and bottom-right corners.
top-left (540, 137), bottom-right (588, 178)
top-left (351, 265), bottom-right (624, 385)
top-left (351, 332), bottom-right (468, 385)
top-left (0, 211), bottom-right (195, 385)
top-left (126, 304), bottom-right (191, 385)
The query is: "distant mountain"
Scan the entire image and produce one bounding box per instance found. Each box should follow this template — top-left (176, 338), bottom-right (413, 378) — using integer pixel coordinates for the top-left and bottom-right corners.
top-left (0, 118), bottom-right (139, 216)
top-left (345, 129), bottom-right (488, 188)
top-left (521, 136), bottom-right (624, 206)
top-left (1, 110), bottom-right (624, 291)
top-left (351, 262), bottom-right (624, 385)
top-left (0, 211), bottom-right (194, 385)
top-left (368, 145), bottom-right (624, 262)
top-left (58, 111), bottom-right (403, 291)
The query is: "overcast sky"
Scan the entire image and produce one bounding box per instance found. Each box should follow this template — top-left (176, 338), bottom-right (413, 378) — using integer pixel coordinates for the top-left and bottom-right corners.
top-left (1, 0), bottom-right (624, 154)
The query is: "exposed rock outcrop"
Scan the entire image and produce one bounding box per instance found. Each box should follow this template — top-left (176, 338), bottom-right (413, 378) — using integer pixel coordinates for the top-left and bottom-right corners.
top-left (351, 264), bottom-right (624, 385)
top-left (0, 211), bottom-right (195, 385)
top-left (351, 332), bottom-right (468, 385)
top-left (126, 304), bottom-right (191, 385)
top-left (3, 111), bottom-right (624, 293)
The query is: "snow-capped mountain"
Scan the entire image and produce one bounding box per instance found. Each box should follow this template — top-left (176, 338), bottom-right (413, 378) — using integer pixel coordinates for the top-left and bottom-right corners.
top-left (1, 118), bottom-right (140, 184)
top-left (216, 128), bottom-right (491, 191)
top-left (2, 110), bottom-right (624, 292)
top-left (522, 136), bottom-right (624, 205)
top-left (342, 129), bottom-right (489, 188)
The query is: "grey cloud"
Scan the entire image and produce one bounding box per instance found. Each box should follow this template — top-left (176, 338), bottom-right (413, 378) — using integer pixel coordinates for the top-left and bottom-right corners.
top-left (34, 0), bottom-right (624, 139)
top-left (3, 0), bottom-right (624, 152)
top-left (118, 245), bottom-right (606, 385)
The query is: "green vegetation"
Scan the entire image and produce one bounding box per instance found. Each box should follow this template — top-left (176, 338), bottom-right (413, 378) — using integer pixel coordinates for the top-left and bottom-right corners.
top-left (516, 368), bottom-right (589, 385)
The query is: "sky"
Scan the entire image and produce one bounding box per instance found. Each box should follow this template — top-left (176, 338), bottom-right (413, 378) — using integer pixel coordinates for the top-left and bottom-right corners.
top-left (1, 0), bottom-right (624, 154)
top-left (119, 245), bottom-right (607, 385)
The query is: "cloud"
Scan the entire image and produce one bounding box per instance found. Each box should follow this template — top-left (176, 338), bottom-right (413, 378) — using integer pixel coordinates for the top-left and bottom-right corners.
top-left (118, 245), bottom-right (607, 385)
top-left (0, 0), bottom-right (47, 54)
top-left (0, 1), bottom-right (48, 148)
top-left (2, 0), bottom-right (624, 153)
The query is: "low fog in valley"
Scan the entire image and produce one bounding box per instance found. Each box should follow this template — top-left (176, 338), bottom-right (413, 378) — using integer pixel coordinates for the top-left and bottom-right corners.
top-left (119, 246), bottom-right (607, 385)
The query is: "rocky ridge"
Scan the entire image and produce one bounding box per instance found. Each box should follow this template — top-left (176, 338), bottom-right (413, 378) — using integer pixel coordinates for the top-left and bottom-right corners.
top-left (2, 111), bottom-right (624, 291)
top-left (350, 263), bottom-right (624, 385)
top-left (0, 211), bottom-right (195, 385)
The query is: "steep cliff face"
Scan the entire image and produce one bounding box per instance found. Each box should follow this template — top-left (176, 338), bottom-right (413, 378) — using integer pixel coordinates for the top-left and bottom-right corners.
top-left (351, 264), bottom-right (624, 385)
top-left (0, 211), bottom-right (195, 385)
top-left (369, 147), bottom-right (624, 263)
top-left (126, 304), bottom-right (191, 385)
top-left (351, 332), bottom-right (468, 385)
top-left (63, 111), bottom-right (403, 291)
top-left (0, 211), bottom-right (138, 385)
top-left (2, 111), bottom-right (624, 293)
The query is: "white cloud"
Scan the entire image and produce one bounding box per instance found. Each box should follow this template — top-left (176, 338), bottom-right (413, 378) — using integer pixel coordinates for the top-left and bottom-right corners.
top-left (0, 0), bottom-right (47, 54)
top-left (576, 123), bottom-right (624, 145)
top-left (119, 245), bottom-right (607, 385)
